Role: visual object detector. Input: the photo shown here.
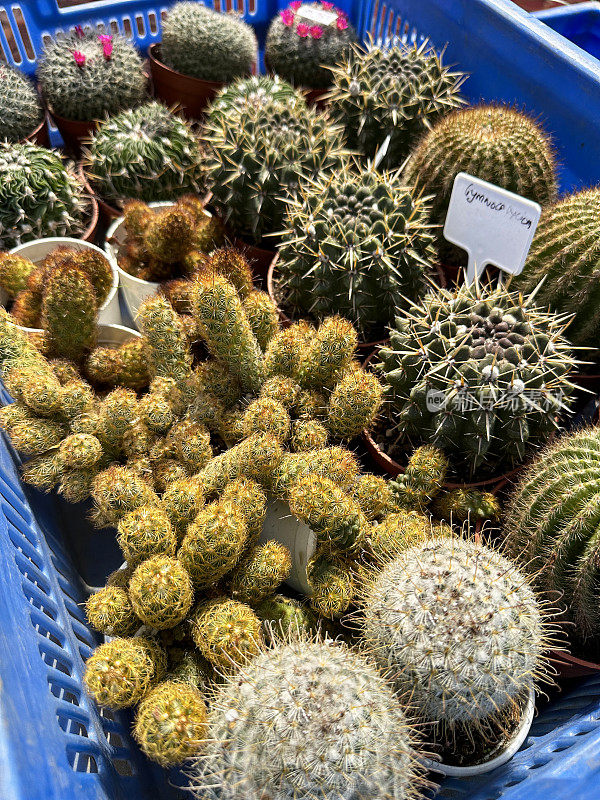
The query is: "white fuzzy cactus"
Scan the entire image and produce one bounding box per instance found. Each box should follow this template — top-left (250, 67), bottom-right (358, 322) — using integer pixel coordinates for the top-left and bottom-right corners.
top-left (189, 635), bottom-right (421, 800)
top-left (361, 537), bottom-right (549, 733)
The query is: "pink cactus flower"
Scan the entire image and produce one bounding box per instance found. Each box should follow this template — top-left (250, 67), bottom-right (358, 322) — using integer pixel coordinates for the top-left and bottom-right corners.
top-left (74, 25), bottom-right (85, 38)
top-left (297, 22), bottom-right (310, 37)
top-left (322, 2), bottom-right (334, 9)
top-left (281, 8), bottom-right (295, 25)
top-left (72, 50), bottom-right (86, 67)
top-left (310, 25), bottom-right (323, 39)
top-left (290, 1), bottom-right (302, 9)
top-left (98, 33), bottom-right (112, 44)
top-left (98, 34), bottom-right (113, 59)
top-left (336, 15), bottom-right (348, 29)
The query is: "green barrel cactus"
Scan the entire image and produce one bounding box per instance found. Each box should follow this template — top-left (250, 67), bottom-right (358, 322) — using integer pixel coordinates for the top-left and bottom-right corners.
top-left (37, 29), bottom-right (146, 122)
top-left (160, 2), bottom-right (256, 82)
top-left (376, 282), bottom-right (577, 474)
top-left (278, 162), bottom-right (435, 337)
top-left (328, 40), bottom-right (465, 167)
top-left (83, 102), bottom-right (205, 207)
top-left (0, 63), bottom-right (43, 142)
top-left (266, 2), bottom-right (357, 89)
top-left (206, 75), bottom-right (300, 125)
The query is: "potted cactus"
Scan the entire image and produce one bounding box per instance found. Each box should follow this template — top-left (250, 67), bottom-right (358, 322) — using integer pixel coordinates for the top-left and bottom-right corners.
top-left (149, 2), bottom-right (257, 119)
top-left (82, 102), bottom-right (206, 221)
top-left (37, 27), bottom-right (147, 155)
top-left (265, 1), bottom-right (357, 104)
top-left (0, 63), bottom-right (47, 145)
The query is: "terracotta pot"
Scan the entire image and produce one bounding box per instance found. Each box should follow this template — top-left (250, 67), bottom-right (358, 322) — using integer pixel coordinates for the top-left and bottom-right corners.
top-left (547, 649), bottom-right (600, 679)
top-left (303, 86), bottom-right (330, 109)
top-left (82, 195), bottom-right (100, 243)
top-left (232, 236), bottom-right (277, 283)
top-left (48, 108), bottom-right (97, 157)
top-left (23, 115), bottom-right (50, 147)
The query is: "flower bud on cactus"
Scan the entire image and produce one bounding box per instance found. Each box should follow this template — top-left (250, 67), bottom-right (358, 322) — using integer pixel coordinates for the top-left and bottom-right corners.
top-left (58, 433), bottom-right (103, 469)
top-left (230, 541), bottom-right (292, 604)
top-left (328, 40), bottom-right (465, 167)
top-left (242, 290), bottom-right (279, 350)
top-left (161, 2), bottom-right (256, 82)
top-left (84, 636), bottom-right (167, 708)
top-left (242, 397), bottom-right (291, 443)
top-left (300, 315), bottom-right (357, 389)
top-left (133, 679), bottom-right (207, 766)
top-left (351, 474), bottom-right (396, 521)
top-left (92, 465), bottom-right (159, 525)
top-left (118, 505), bottom-right (178, 563)
top-left (190, 636), bottom-right (420, 800)
top-left (290, 418), bottom-right (328, 452)
top-left (85, 585), bottom-right (138, 636)
top-left (128, 555), bottom-right (194, 630)
top-left (327, 364), bottom-right (383, 440)
top-left (0, 63), bottom-right (43, 141)
top-left (0, 143), bottom-right (87, 248)
top-left (0, 253), bottom-right (35, 298)
top-left (190, 597), bottom-right (263, 671)
top-left (307, 553), bottom-right (354, 618)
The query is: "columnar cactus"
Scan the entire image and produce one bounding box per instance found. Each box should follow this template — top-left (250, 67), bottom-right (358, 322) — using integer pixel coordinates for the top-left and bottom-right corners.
top-left (328, 40), bottom-right (465, 167)
top-left (160, 3), bottom-right (256, 82)
top-left (0, 143), bottom-right (87, 248)
top-left (37, 29), bottom-right (146, 122)
top-left (84, 102), bottom-right (205, 207)
top-left (189, 637), bottom-right (420, 800)
top-left (266, 2), bottom-right (357, 89)
top-left (376, 282), bottom-right (577, 474)
top-left (0, 63), bottom-right (43, 141)
top-left (278, 163), bottom-right (435, 337)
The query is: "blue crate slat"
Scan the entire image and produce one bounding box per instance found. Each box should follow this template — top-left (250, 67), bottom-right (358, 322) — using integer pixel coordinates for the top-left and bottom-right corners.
top-left (535, 1), bottom-right (600, 60)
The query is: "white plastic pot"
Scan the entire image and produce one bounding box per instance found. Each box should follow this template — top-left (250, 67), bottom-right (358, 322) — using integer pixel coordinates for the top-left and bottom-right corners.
top-left (96, 322), bottom-right (142, 348)
top-left (423, 684), bottom-right (536, 778)
top-left (5, 237), bottom-right (121, 328)
top-left (260, 500), bottom-right (316, 595)
top-left (104, 201), bottom-right (213, 326)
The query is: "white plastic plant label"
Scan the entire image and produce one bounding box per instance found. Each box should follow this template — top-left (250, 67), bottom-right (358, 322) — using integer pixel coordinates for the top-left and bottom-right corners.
top-left (443, 172), bottom-right (541, 284)
top-left (296, 4), bottom-right (338, 27)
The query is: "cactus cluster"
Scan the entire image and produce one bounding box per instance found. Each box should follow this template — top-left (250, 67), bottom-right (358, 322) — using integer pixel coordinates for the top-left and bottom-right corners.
top-left (375, 281), bottom-right (577, 475)
top-left (266, 2), bottom-right (357, 89)
top-left (0, 63), bottom-right (43, 142)
top-left (327, 40), bottom-right (466, 167)
top-left (37, 29), bottom-right (147, 122)
top-left (277, 161), bottom-right (435, 338)
top-left (83, 102), bottom-right (205, 208)
top-left (160, 2), bottom-right (256, 83)
top-left (0, 143), bottom-right (88, 248)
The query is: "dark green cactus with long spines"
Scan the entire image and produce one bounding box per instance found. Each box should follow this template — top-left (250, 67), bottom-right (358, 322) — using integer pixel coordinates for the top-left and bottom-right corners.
top-left (203, 93), bottom-right (347, 242)
top-left (160, 2), bottom-right (256, 82)
top-left (328, 39), bottom-right (466, 168)
top-left (266, 2), bottom-right (357, 89)
top-left (37, 30), bottom-right (146, 122)
top-left (84, 102), bottom-right (205, 207)
top-left (513, 188), bottom-right (600, 346)
top-left (0, 63), bottom-right (43, 142)
top-left (0, 143), bottom-right (87, 248)
top-left (504, 427), bottom-right (600, 642)
top-left (278, 163), bottom-right (435, 337)
top-left (376, 282), bottom-right (577, 474)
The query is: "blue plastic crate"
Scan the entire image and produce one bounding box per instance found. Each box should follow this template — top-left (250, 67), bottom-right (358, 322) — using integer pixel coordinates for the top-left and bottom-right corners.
top-left (534, 1), bottom-right (600, 59)
top-left (1, 0), bottom-right (600, 798)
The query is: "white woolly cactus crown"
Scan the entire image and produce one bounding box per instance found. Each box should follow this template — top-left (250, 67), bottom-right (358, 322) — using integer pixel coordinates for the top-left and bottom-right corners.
top-left (361, 536), bottom-right (551, 731)
top-left (190, 635), bottom-right (421, 800)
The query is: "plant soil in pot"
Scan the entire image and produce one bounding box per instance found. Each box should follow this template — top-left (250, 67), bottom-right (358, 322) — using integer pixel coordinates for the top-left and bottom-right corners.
top-left (0, 63), bottom-right (45, 145)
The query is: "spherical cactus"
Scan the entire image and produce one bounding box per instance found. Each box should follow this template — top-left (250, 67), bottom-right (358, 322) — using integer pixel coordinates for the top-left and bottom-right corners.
top-left (404, 105), bottom-right (557, 241)
top-left (366, 510), bottom-right (436, 563)
top-left (189, 636), bottom-right (420, 800)
top-left (84, 636), bottom-right (166, 708)
top-left (278, 163), bottom-right (435, 336)
top-left (229, 541), bottom-right (292, 604)
top-left (92, 465), bottom-right (159, 525)
top-left (0, 143), bottom-right (87, 248)
top-left (504, 426), bottom-right (600, 641)
top-left (206, 75), bottom-right (300, 124)
top-left (363, 538), bottom-right (549, 746)
top-left (0, 63), bottom-right (43, 142)
top-left (85, 585), bottom-right (138, 636)
top-left (327, 364), bottom-right (383, 440)
top-left (266, 2), bottom-right (357, 89)
top-left (242, 397), bottom-right (291, 443)
top-left (160, 2), bottom-right (256, 82)
top-left (204, 94), bottom-right (347, 242)
top-left (260, 375), bottom-right (301, 409)
top-left (128, 555), bottom-right (194, 630)
top-left (117, 505), bottom-right (178, 563)
top-left (21, 451), bottom-right (64, 492)
top-left (37, 30), bottom-right (146, 122)
top-left (84, 102), bottom-right (205, 207)
top-left (376, 282), bottom-right (577, 474)
top-left (133, 679), bottom-right (207, 766)
top-left (254, 593), bottom-right (316, 640)
top-left (58, 433), bottom-right (103, 469)
top-left (0, 253), bottom-right (36, 300)
top-left (190, 597), bottom-right (263, 671)
top-left (390, 445), bottom-right (449, 510)
top-left (328, 40), bottom-right (465, 167)
top-left (290, 418), bottom-right (328, 452)
top-left (167, 420), bottom-right (212, 472)
top-left (514, 188), bottom-right (600, 346)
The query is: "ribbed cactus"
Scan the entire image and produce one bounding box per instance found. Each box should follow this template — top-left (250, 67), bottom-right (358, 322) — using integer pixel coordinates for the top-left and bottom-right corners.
top-left (361, 537), bottom-right (549, 756)
top-left (0, 143), bottom-right (87, 248)
top-left (189, 636), bottom-right (420, 800)
top-left (204, 93), bottom-right (347, 242)
top-left (37, 30), bottom-right (146, 122)
top-left (278, 163), bottom-right (435, 336)
top-left (404, 105), bottom-right (557, 244)
top-left (84, 103), bottom-right (205, 207)
top-left (266, 2), bottom-right (357, 89)
top-left (505, 427), bottom-right (600, 641)
top-left (376, 282), bottom-right (577, 474)
top-left (328, 40), bottom-right (465, 167)
top-left (161, 3), bottom-right (256, 82)
top-left (514, 188), bottom-right (600, 346)
top-left (0, 63), bottom-right (43, 141)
